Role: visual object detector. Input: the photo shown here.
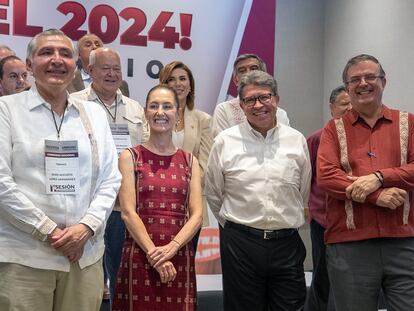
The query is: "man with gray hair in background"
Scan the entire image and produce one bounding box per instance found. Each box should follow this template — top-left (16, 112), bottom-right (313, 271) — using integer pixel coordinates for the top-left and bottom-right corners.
top-left (71, 46), bottom-right (148, 305)
top-left (305, 85), bottom-right (351, 311)
top-left (206, 70), bottom-right (310, 310)
top-left (211, 53), bottom-right (290, 137)
top-left (67, 33), bottom-right (129, 96)
top-left (0, 29), bottom-right (121, 311)
top-left (0, 44), bottom-right (15, 60)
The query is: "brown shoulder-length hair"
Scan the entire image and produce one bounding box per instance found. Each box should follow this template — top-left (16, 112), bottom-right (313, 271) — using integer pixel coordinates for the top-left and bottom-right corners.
top-left (159, 61), bottom-right (195, 110)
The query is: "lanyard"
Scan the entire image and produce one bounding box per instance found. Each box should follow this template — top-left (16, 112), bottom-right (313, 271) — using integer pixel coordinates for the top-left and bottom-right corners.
top-left (51, 102), bottom-right (67, 140)
top-left (97, 96), bottom-right (118, 123)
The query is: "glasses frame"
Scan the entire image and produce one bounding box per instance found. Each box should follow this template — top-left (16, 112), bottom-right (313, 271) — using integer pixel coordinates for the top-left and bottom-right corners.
top-left (346, 75), bottom-right (384, 86)
top-left (241, 93), bottom-right (274, 108)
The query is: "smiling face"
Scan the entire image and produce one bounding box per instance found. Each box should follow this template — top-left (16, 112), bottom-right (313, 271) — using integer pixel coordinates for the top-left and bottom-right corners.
top-left (0, 59), bottom-right (28, 95)
top-left (240, 84), bottom-right (279, 136)
top-left (145, 87), bottom-right (178, 134)
top-left (165, 68), bottom-right (191, 106)
top-left (345, 60), bottom-right (385, 111)
top-left (26, 35), bottom-right (76, 93)
top-left (89, 49), bottom-right (122, 97)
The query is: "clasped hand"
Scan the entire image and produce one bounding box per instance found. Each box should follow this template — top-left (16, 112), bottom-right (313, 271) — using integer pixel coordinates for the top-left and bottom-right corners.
top-left (346, 174), bottom-right (381, 202)
top-left (147, 241), bottom-right (180, 268)
top-left (49, 224), bottom-right (93, 263)
top-left (346, 174), bottom-right (407, 209)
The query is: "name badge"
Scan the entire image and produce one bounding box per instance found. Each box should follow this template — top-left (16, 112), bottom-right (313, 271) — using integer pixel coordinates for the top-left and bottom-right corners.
top-left (110, 123), bottom-right (132, 155)
top-left (45, 140), bottom-right (80, 195)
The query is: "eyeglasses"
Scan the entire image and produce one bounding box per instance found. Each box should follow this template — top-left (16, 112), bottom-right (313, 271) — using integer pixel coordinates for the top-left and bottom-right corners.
top-left (241, 93), bottom-right (274, 107)
top-left (346, 75), bottom-right (384, 85)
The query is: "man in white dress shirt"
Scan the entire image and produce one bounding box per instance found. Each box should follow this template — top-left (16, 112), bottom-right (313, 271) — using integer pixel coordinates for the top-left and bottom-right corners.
top-left (72, 46), bottom-right (148, 305)
top-left (0, 29), bottom-right (121, 311)
top-left (211, 53), bottom-right (290, 137)
top-left (206, 70), bottom-right (311, 311)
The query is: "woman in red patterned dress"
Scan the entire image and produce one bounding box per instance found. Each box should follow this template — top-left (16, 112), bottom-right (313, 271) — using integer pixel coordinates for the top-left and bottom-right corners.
top-left (112, 85), bottom-right (203, 311)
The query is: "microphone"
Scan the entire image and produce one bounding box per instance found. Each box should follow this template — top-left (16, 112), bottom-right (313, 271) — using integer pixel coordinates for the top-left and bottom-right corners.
top-left (367, 152), bottom-right (376, 158)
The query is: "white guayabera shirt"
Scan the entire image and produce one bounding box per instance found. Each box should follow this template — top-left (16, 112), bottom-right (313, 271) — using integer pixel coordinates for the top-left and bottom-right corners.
top-left (0, 85), bottom-right (121, 272)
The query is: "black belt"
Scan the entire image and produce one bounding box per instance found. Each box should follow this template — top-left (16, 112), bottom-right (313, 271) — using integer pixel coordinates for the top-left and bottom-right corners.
top-left (225, 221), bottom-right (297, 240)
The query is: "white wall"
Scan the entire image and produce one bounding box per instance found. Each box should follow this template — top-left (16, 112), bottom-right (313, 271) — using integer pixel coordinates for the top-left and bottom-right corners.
top-left (277, 0), bottom-right (414, 135)
top-left (275, 0), bottom-right (325, 136)
top-left (324, 0), bottom-right (414, 121)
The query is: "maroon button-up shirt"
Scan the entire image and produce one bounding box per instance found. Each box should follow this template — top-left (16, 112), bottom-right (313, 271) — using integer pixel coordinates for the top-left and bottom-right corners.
top-left (317, 106), bottom-right (414, 244)
top-left (307, 129), bottom-right (327, 228)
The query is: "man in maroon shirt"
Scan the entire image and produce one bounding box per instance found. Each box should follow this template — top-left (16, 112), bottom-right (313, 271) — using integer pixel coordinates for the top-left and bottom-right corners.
top-left (305, 85), bottom-right (351, 311)
top-left (318, 54), bottom-right (414, 311)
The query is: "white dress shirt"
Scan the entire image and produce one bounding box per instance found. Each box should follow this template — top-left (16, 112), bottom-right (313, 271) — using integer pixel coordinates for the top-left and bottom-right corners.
top-left (80, 68), bottom-right (92, 87)
top-left (71, 85), bottom-right (149, 146)
top-left (0, 86), bottom-right (121, 271)
top-left (205, 120), bottom-right (311, 230)
top-left (211, 97), bottom-right (290, 137)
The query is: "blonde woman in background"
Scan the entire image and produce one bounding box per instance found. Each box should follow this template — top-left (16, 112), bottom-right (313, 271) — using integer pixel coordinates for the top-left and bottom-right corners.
top-left (159, 61), bottom-right (213, 250)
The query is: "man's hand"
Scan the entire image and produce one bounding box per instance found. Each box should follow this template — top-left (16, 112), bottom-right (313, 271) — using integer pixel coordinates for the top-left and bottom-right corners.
top-left (50, 224), bottom-right (93, 261)
top-left (376, 187), bottom-right (407, 209)
top-left (346, 174), bottom-right (382, 202)
top-left (147, 241), bottom-right (180, 268)
top-left (155, 261), bottom-right (177, 283)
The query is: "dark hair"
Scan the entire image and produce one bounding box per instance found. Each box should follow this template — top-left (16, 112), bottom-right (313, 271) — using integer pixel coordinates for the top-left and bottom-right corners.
top-left (233, 53), bottom-right (267, 75)
top-left (329, 85), bottom-right (346, 104)
top-left (146, 84), bottom-right (179, 109)
top-left (158, 61), bottom-right (195, 110)
top-left (342, 54), bottom-right (385, 84)
top-left (0, 55), bottom-right (23, 79)
top-left (238, 70), bottom-right (278, 99)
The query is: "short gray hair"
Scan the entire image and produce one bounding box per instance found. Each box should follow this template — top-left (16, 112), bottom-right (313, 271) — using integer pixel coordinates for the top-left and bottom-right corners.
top-left (26, 28), bottom-right (77, 61)
top-left (233, 53), bottom-right (267, 75)
top-left (0, 44), bottom-right (15, 56)
top-left (89, 47), bottom-right (121, 66)
top-left (238, 70), bottom-right (278, 99)
top-left (329, 85), bottom-right (346, 104)
top-left (342, 54), bottom-right (385, 84)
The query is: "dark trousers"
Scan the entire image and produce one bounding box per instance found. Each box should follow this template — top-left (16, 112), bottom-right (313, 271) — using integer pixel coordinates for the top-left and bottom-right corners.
top-left (305, 220), bottom-right (335, 311)
top-left (327, 237), bottom-right (414, 311)
top-left (103, 211), bottom-right (125, 307)
top-left (220, 223), bottom-right (306, 311)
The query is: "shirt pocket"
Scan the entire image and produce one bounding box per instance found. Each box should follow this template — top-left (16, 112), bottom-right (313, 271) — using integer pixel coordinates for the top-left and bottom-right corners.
top-left (12, 135), bottom-right (45, 171)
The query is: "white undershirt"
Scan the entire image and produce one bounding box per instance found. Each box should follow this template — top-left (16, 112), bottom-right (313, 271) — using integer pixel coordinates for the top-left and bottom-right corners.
top-left (172, 129), bottom-right (185, 149)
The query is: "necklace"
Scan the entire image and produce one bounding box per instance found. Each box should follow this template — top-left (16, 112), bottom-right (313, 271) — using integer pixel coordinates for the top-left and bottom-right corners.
top-left (175, 107), bottom-right (185, 131)
top-left (175, 118), bottom-right (182, 130)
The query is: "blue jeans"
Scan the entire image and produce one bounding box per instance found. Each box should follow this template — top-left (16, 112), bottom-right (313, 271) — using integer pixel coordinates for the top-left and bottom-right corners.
top-left (104, 211), bottom-right (125, 306)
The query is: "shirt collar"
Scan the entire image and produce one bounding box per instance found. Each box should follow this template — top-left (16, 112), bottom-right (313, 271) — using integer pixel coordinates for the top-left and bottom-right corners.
top-left (348, 104), bottom-right (392, 125)
top-left (28, 83), bottom-right (77, 112)
top-left (88, 85), bottom-right (124, 106)
top-left (80, 68), bottom-right (90, 81)
top-left (242, 119), bottom-right (279, 140)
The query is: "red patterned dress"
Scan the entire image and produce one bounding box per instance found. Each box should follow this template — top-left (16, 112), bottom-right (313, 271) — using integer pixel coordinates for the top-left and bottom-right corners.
top-left (112, 145), bottom-right (197, 311)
